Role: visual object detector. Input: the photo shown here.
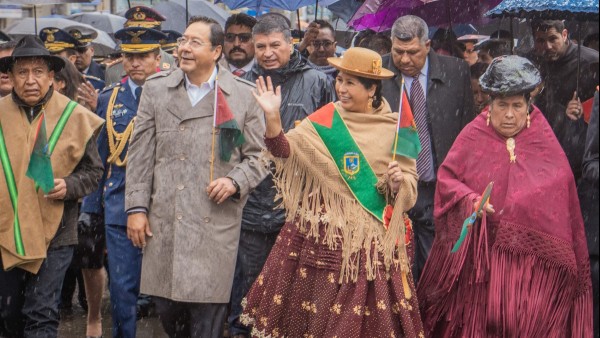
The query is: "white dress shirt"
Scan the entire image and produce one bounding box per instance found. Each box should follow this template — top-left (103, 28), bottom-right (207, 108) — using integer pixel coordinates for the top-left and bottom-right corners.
top-left (184, 67), bottom-right (218, 107)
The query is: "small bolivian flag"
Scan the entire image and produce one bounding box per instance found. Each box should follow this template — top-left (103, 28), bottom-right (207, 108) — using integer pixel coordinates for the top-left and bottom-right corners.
top-left (393, 89), bottom-right (421, 160)
top-left (215, 87), bottom-right (245, 161)
top-left (26, 112), bottom-right (55, 193)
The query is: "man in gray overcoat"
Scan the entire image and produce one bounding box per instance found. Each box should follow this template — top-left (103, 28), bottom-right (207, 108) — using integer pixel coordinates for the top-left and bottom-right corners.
top-left (124, 16), bottom-right (267, 338)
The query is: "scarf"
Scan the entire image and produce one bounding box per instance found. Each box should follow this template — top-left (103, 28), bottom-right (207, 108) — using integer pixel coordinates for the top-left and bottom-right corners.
top-left (269, 99), bottom-right (418, 283)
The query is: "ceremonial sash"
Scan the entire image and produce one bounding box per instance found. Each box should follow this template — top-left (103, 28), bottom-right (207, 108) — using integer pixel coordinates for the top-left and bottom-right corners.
top-left (309, 103), bottom-right (387, 223)
top-left (0, 100), bottom-right (77, 256)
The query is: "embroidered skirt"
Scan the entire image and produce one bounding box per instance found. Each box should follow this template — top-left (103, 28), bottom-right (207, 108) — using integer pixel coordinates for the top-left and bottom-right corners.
top-left (241, 220), bottom-right (424, 338)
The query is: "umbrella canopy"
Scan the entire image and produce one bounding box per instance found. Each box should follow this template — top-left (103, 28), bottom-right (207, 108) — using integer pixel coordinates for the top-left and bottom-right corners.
top-left (322, 0), bottom-right (363, 23)
top-left (349, 0), bottom-right (502, 32)
top-left (153, 0), bottom-right (230, 33)
top-left (4, 18), bottom-right (117, 56)
top-left (216, 0), bottom-right (316, 11)
top-left (486, 0), bottom-right (599, 21)
top-left (67, 12), bottom-right (127, 34)
top-left (0, 0), bottom-right (91, 3)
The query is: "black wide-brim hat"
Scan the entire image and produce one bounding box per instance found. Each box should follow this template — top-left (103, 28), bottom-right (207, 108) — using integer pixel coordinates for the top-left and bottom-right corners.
top-left (0, 35), bottom-right (65, 73)
top-left (479, 55), bottom-right (541, 96)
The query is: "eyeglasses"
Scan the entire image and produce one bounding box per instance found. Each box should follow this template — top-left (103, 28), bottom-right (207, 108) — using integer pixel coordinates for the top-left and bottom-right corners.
top-left (177, 37), bottom-right (211, 49)
top-left (225, 33), bottom-right (252, 43)
top-left (311, 40), bottom-right (334, 49)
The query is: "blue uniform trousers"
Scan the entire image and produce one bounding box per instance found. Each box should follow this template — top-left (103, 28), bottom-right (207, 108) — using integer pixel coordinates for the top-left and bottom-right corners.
top-left (105, 224), bottom-right (142, 338)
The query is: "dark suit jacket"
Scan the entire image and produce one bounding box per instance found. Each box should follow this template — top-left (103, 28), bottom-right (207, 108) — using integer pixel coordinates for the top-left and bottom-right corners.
top-left (86, 61), bottom-right (106, 82)
top-left (381, 51), bottom-right (475, 171)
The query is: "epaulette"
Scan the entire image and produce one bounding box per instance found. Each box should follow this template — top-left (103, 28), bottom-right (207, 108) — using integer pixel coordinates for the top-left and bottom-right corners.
top-left (100, 82), bottom-right (121, 94)
top-left (106, 58), bottom-right (123, 68)
top-left (146, 69), bottom-right (173, 81)
top-left (84, 74), bottom-right (105, 83)
top-left (234, 76), bottom-right (256, 88)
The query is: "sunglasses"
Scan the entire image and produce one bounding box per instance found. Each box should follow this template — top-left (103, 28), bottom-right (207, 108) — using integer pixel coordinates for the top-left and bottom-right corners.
top-left (225, 33), bottom-right (252, 43)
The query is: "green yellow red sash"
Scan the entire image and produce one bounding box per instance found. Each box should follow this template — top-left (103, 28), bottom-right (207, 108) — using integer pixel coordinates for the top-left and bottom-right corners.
top-left (308, 103), bottom-right (387, 223)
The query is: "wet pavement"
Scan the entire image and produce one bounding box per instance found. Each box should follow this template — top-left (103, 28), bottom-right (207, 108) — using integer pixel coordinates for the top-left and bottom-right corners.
top-left (58, 288), bottom-right (167, 338)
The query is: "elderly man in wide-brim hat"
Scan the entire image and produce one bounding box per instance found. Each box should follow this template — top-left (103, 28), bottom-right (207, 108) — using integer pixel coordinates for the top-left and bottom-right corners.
top-left (0, 35), bottom-right (104, 338)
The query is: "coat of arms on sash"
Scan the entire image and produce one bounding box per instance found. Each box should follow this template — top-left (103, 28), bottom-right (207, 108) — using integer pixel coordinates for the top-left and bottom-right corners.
top-left (343, 152), bottom-right (360, 179)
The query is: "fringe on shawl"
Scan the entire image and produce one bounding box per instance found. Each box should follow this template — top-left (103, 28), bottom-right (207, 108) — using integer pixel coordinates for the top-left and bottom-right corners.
top-left (417, 195), bottom-right (490, 337)
top-left (487, 246), bottom-right (592, 337)
top-left (265, 138), bottom-right (412, 284)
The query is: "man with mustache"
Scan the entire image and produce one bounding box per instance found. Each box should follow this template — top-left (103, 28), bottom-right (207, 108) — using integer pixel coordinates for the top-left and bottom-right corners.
top-left (229, 14), bottom-right (335, 338)
top-left (221, 13), bottom-right (256, 77)
top-left (381, 15), bottom-right (475, 282)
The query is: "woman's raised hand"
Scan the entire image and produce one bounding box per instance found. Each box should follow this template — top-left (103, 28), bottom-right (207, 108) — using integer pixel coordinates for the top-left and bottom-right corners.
top-left (252, 76), bottom-right (283, 138)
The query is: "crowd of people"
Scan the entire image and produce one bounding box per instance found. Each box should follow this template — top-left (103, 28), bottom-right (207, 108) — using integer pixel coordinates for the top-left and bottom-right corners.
top-left (0, 6), bottom-right (598, 338)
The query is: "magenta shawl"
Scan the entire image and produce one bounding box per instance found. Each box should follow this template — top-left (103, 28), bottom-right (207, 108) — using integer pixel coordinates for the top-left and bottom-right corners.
top-left (417, 106), bottom-right (592, 337)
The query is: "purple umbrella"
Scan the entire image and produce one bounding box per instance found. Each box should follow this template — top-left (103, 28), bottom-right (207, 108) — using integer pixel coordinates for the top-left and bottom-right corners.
top-left (349, 0), bottom-right (502, 32)
top-left (215, 0), bottom-right (317, 11)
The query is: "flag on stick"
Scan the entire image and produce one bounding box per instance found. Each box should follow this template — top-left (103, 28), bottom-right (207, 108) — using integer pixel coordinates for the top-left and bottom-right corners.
top-left (392, 80), bottom-right (421, 160)
top-left (214, 86), bottom-right (245, 162)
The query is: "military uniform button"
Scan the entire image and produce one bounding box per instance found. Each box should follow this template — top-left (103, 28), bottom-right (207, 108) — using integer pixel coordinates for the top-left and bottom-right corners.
top-left (179, 126), bottom-right (185, 131)
top-left (180, 155), bottom-right (186, 161)
top-left (176, 214), bottom-right (183, 220)
top-left (108, 182), bottom-right (113, 187)
top-left (177, 184), bottom-right (184, 190)
top-left (204, 217), bottom-right (210, 223)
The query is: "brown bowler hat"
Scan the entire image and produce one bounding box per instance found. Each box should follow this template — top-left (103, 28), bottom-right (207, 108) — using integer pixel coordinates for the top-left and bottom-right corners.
top-left (327, 47), bottom-right (394, 80)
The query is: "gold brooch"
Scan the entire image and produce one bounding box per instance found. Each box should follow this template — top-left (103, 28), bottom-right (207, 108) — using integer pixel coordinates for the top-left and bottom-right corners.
top-left (506, 138), bottom-right (516, 163)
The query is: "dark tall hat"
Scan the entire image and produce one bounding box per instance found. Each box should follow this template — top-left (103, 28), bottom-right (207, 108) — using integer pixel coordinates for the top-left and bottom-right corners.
top-left (0, 35), bottom-right (65, 73)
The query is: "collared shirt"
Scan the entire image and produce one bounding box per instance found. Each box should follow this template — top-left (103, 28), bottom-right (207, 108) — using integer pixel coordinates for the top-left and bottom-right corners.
top-left (128, 78), bottom-right (141, 100)
top-left (229, 59), bottom-right (254, 75)
top-left (184, 67), bottom-right (218, 107)
top-left (401, 57), bottom-right (429, 100)
top-left (401, 57), bottom-right (436, 182)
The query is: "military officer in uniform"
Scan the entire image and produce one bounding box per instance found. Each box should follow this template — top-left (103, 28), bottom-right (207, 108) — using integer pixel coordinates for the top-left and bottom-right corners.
top-left (80, 27), bottom-right (167, 338)
top-left (39, 27), bottom-right (82, 65)
top-left (66, 26), bottom-right (105, 91)
top-left (104, 6), bottom-right (176, 85)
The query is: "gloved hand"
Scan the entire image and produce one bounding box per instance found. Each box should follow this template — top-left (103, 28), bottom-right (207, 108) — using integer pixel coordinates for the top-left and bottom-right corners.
top-left (78, 212), bottom-right (103, 233)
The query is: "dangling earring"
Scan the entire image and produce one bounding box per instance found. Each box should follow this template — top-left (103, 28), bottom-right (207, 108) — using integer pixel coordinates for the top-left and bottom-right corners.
top-left (526, 113), bottom-right (531, 128)
top-left (367, 97), bottom-right (373, 110)
top-left (486, 111), bottom-right (491, 126)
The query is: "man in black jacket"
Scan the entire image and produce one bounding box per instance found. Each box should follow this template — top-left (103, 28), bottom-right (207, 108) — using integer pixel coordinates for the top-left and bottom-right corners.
top-left (581, 90), bottom-right (599, 337)
top-left (228, 14), bottom-right (335, 338)
top-left (530, 19), bottom-right (599, 182)
top-left (381, 15), bottom-right (475, 282)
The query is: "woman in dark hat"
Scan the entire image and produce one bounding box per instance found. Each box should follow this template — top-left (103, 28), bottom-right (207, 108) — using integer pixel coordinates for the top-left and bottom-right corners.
top-left (242, 47), bottom-right (424, 337)
top-left (417, 55), bottom-right (593, 337)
